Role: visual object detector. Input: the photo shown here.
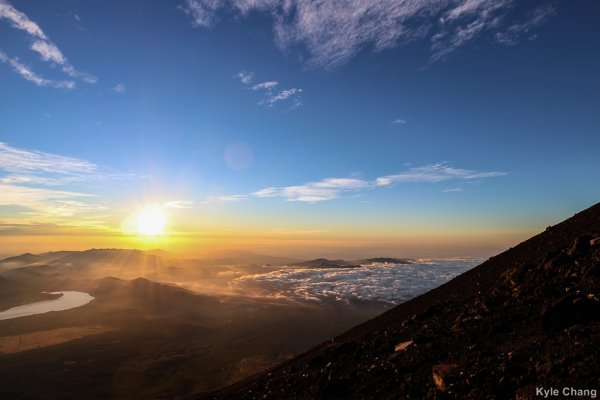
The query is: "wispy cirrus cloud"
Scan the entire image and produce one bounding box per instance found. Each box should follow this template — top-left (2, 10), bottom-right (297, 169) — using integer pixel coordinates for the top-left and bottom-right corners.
top-left (208, 163), bottom-right (505, 204)
top-left (0, 0), bottom-right (97, 87)
top-left (112, 83), bottom-right (126, 93)
top-left (180, 0), bottom-right (222, 27)
top-left (0, 174), bottom-right (83, 186)
top-left (495, 5), bottom-right (557, 46)
top-left (237, 70), bottom-right (302, 109)
top-left (443, 187), bottom-right (463, 193)
top-left (0, 142), bottom-right (136, 228)
top-left (0, 50), bottom-right (75, 89)
top-left (30, 40), bottom-right (65, 64)
top-left (0, 0), bottom-right (47, 38)
top-left (252, 81), bottom-right (278, 91)
top-left (0, 183), bottom-right (108, 225)
top-left (181, 0), bottom-right (556, 69)
top-left (0, 142), bottom-right (139, 185)
top-left (375, 163), bottom-right (506, 186)
top-left (0, 184), bottom-right (93, 206)
top-left (392, 118), bottom-right (407, 125)
top-left (201, 194), bottom-right (248, 204)
top-left (0, 142), bottom-right (96, 175)
top-left (430, 0), bottom-right (514, 62)
top-left (252, 178), bottom-right (370, 203)
top-left (237, 70), bottom-right (254, 84)
top-left (165, 200), bottom-right (195, 209)
top-left (263, 88), bottom-right (302, 107)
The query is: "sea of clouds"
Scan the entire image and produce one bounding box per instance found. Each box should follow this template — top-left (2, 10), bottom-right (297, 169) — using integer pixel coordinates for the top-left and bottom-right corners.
top-left (235, 259), bottom-right (482, 305)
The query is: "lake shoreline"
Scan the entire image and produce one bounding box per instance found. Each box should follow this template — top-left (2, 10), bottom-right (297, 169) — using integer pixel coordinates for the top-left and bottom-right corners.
top-left (0, 291), bottom-right (95, 320)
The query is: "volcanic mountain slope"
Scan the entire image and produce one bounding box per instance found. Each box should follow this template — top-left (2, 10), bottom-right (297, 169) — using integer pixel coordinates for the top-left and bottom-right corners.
top-left (203, 202), bottom-right (600, 400)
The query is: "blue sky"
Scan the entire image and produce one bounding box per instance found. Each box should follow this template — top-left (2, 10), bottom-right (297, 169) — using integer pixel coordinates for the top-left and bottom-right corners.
top-left (1, 0), bottom-right (599, 257)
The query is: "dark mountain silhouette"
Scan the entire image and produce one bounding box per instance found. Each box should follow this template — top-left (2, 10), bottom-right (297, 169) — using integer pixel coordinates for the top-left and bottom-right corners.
top-left (0, 252), bottom-right (41, 264)
top-left (291, 258), bottom-right (360, 268)
top-left (203, 202), bottom-right (600, 399)
top-left (289, 257), bottom-right (413, 269)
top-left (355, 257), bottom-right (413, 265)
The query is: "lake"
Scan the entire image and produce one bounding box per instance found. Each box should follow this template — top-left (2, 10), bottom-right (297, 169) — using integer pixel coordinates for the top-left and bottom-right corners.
top-left (0, 292), bottom-right (94, 320)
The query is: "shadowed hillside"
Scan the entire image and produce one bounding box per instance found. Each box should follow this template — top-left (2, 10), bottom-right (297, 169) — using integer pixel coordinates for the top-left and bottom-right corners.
top-left (203, 202), bottom-right (600, 399)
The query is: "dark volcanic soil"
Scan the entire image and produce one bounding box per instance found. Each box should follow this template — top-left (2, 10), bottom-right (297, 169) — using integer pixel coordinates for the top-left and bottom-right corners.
top-left (203, 202), bottom-right (600, 400)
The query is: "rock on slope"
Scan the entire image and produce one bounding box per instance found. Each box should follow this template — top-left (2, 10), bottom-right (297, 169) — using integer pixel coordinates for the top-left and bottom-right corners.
top-left (200, 202), bottom-right (600, 399)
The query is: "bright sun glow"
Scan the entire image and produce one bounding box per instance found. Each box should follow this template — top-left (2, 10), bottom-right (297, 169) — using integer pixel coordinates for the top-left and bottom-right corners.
top-left (134, 207), bottom-right (166, 236)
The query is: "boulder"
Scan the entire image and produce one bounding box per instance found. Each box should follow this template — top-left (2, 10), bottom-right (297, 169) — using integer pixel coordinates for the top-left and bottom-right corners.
top-left (567, 236), bottom-right (592, 256)
top-left (432, 363), bottom-right (459, 392)
top-left (394, 340), bottom-right (413, 352)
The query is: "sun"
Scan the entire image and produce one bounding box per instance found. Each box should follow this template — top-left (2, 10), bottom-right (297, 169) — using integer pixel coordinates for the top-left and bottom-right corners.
top-left (134, 207), bottom-right (166, 236)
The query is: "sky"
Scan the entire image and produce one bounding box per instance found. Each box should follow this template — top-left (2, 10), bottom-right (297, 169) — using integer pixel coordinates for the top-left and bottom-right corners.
top-left (1, 0), bottom-right (599, 258)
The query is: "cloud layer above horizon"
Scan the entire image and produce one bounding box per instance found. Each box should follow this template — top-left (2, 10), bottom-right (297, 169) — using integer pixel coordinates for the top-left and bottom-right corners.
top-left (236, 258), bottom-right (480, 304)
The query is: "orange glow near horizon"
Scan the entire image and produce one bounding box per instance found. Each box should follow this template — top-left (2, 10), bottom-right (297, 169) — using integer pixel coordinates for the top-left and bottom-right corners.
top-left (0, 223), bottom-right (539, 261)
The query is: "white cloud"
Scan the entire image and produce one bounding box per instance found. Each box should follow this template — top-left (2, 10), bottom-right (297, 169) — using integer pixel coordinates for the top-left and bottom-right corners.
top-left (236, 258), bottom-right (480, 304)
top-left (0, 143), bottom-right (139, 228)
top-left (280, 186), bottom-right (338, 203)
top-left (203, 164), bottom-right (505, 204)
top-left (495, 5), bottom-right (556, 46)
top-left (0, 184), bottom-right (92, 204)
top-left (0, 0), bottom-right (96, 86)
top-left (0, 183), bottom-right (98, 219)
top-left (0, 50), bottom-right (76, 89)
top-left (252, 177), bottom-right (370, 203)
top-left (180, 0), bottom-right (222, 27)
top-left (0, 142), bottom-right (142, 188)
top-left (0, 142), bottom-right (96, 175)
top-left (182, 0), bottom-right (556, 69)
top-left (238, 70), bottom-right (302, 109)
top-left (375, 163), bottom-right (506, 186)
top-left (264, 88), bottom-right (302, 106)
top-left (30, 40), bottom-right (66, 64)
top-left (252, 81), bottom-right (278, 91)
top-left (182, 0), bottom-right (278, 26)
top-left (237, 70), bottom-right (254, 84)
top-left (252, 187), bottom-right (279, 198)
top-left (112, 83), bottom-right (126, 93)
top-left (165, 200), bottom-right (194, 209)
top-left (0, 174), bottom-right (79, 186)
top-left (0, 0), bottom-right (47, 39)
top-left (443, 187), bottom-right (463, 193)
top-left (431, 0), bottom-right (513, 62)
top-left (202, 194), bottom-right (248, 204)
top-left (392, 118), bottom-right (406, 125)
top-left (62, 65), bottom-right (97, 84)
top-left (442, 0), bottom-right (502, 22)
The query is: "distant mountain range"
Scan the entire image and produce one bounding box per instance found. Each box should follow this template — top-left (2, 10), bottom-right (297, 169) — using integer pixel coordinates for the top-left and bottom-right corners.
top-left (290, 257), bottom-right (413, 269)
top-left (0, 251), bottom-right (414, 274)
